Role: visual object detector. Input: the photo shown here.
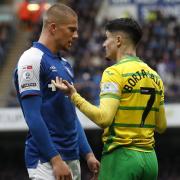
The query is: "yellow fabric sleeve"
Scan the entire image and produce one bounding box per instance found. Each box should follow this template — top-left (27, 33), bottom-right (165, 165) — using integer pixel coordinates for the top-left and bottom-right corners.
top-left (155, 105), bottom-right (167, 134)
top-left (71, 92), bottom-right (120, 128)
top-left (155, 80), bottom-right (166, 134)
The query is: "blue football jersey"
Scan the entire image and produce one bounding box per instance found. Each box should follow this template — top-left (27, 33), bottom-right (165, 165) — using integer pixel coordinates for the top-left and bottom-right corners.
top-left (14, 42), bottom-right (80, 167)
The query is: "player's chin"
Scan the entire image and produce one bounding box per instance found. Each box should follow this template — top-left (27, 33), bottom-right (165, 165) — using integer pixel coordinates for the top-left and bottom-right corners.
top-left (60, 42), bottom-right (72, 51)
top-left (65, 43), bottom-right (73, 50)
top-left (105, 54), bottom-right (111, 61)
top-left (105, 57), bottom-right (112, 61)
top-left (62, 46), bottom-right (71, 52)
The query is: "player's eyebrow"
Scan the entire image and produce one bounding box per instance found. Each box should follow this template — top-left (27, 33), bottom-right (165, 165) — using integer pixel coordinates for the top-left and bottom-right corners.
top-left (68, 26), bottom-right (78, 32)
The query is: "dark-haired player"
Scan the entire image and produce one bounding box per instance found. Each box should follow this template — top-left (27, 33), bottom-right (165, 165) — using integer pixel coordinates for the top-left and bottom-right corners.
top-left (52, 18), bottom-right (167, 180)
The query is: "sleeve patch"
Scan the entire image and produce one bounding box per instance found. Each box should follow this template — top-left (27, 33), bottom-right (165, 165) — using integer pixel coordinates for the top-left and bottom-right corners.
top-left (101, 82), bottom-right (119, 94)
top-left (19, 66), bottom-right (39, 92)
top-left (22, 70), bottom-right (34, 81)
top-left (17, 47), bottom-right (43, 94)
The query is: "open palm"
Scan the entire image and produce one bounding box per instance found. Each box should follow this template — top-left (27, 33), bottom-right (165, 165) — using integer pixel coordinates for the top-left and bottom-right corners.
top-left (51, 77), bottom-right (76, 97)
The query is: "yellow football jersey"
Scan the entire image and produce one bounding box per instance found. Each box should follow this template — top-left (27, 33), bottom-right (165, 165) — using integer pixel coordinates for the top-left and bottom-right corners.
top-left (100, 55), bottom-right (164, 153)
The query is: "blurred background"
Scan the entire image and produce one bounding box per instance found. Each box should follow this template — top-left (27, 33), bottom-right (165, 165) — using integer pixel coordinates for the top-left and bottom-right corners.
top-left (0, 0), bottom-right (180, 179)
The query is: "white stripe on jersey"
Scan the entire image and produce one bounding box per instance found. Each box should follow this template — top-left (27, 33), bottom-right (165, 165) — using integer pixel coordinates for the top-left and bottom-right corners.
top-left (61, 57), bottom-right (68, 62)
top-left (17, 47), bottom-right (44, 94)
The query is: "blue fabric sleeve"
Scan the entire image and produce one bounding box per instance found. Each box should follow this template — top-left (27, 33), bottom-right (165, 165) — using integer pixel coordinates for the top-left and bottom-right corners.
top-left (76, 118), bottom-right (92, 158)
top-left (21, 95), bottom-right (59, 160)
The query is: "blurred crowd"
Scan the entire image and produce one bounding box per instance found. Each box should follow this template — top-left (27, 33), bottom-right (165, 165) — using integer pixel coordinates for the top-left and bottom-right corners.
top-left (0, 23), bottom-right (15, 68)
top-left (137, 11), bottom-right (180, 102)
top-left (4, 1), bottom-right (180, 107)
top-left (67, 8), bottom-right (180, 104)
top-left (1, 1), bottom-right (180, 179)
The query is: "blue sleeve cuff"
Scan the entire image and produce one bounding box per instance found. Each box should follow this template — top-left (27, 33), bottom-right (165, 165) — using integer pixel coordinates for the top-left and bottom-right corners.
top-left (21, 90), bottom-right (41, 98)
top-left (76, 118), bottom-right (92, 157)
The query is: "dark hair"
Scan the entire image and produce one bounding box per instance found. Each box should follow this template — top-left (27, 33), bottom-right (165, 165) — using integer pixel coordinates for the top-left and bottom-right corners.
top-left (105, 18), bottom-right (142, 45)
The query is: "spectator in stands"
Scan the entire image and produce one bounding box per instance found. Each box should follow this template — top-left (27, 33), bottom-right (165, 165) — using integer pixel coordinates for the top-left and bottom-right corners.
top-left (0, 23), bottom-right (14, 67)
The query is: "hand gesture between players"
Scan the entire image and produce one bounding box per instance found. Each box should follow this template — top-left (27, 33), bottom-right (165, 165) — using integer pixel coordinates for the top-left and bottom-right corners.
top-left (52, 77), bottom-right (76, 97)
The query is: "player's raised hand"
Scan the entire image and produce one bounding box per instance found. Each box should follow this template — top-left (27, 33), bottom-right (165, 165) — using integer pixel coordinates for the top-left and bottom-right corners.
top-left (51, 77), bottom-right (76, 97)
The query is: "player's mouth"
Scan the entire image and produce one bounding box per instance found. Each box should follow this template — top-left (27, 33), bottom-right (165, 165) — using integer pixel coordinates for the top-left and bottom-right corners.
top-left (105, 49), bottom-right (108, 55)
top-left (68, 41), bottom-right (72, 47)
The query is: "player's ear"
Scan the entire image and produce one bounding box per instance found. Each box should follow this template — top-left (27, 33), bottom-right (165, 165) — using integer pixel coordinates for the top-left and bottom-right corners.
top-left (49, 23), bottom-right (57, 35)
top-left (116, 35), bottom-right (122, 48)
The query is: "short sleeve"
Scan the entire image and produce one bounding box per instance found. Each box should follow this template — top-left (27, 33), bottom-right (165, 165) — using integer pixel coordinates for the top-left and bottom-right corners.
top-left (17, 48), bottom-right (43, 98)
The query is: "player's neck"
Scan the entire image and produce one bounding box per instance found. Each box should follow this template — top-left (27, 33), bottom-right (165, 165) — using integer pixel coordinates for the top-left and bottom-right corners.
top-left (38, 34), bottom-right (58, 54)
top-left (116, 46), bottom-right (136, 62)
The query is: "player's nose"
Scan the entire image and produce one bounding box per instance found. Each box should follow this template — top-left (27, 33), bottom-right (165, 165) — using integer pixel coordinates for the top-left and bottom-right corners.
top-left (73, 31), bottom-right (78, 39)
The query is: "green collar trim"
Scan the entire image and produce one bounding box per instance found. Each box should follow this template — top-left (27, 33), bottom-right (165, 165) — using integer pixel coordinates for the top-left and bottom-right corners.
top-left (116, 55), bottom-right (142, 65)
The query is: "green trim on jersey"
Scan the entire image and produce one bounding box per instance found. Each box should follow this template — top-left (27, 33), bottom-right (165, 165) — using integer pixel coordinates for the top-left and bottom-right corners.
top-left (116, 58), bottom-right (142, 65)
top-left (100, 94), bottom-right (121, 100)
top-left (122, 72), bottom-right (160, 79)
top-left (115, 55), bottom-right (142, 65)
top-left (103, 121), bottom-right (116, 153)
top-left (118, 106), bottom-right (159, 112)
top-left (112, 123), bottom-right (155, 128)
top-left (160, 101), bottom-right (164, 105)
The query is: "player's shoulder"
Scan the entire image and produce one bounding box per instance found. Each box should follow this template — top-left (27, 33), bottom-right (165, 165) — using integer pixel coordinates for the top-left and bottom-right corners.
top-left (104, 65), bottom-right (120, 75)
top-left (102, 65), bottom-right (121, 82)
top-left (146, 63), bottom-right (162, 79)
top-left (18, 47), bottom-right (44, 67)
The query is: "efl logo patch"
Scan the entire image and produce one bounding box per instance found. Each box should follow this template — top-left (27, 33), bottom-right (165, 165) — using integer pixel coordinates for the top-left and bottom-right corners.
top-left (101, 82), bottom-right (119, 94)
top-left (23, 71), bottom-right (33, 81)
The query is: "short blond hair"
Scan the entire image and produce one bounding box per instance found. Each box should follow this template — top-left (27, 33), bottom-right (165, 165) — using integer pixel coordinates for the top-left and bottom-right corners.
top-left (43, 3), bottom-right (77, 28)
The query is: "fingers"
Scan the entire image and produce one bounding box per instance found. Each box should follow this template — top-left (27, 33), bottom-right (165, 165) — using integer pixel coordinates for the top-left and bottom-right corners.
top-left (52, 77), bottom-right (67, 86)
top-left (90, 162), bottom-right (100, 179)
top-left (56, 76), bottom-right (62, 84)
top-left (51, 77), bottom-right (63, 88)
top-left (52, 77), bottom-right (71, 87)
top-left (55, 174), bottom-right (72, 180)
top-left (56, 174), bottom-right (72, 180)
top-left (57, 175), bottom-right (72, 180)
top-left (62, 80), bottom-right (71, 88)
top-left (55, 76), bottom-right (62, 85)
top-left (91, 162), bottom-right (100, 173)
top-left (90, 172), bottom-right (98, 180)
top-left (64, 175), bottom-right (73, 180)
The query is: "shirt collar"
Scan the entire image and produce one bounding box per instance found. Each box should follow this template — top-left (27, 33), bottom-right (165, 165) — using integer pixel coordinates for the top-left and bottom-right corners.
top-left (117, 55), bottom-right (142, 64)
top-left (33, 42), bottom-right (62, 59)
